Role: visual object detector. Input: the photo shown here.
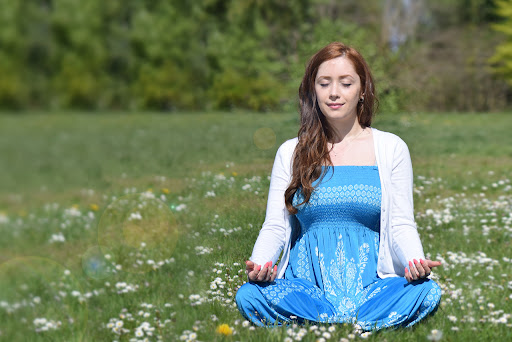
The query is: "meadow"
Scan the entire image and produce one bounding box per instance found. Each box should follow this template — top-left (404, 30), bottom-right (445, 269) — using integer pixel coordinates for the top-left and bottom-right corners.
top-left (0, 111), bottom-right (511, 342)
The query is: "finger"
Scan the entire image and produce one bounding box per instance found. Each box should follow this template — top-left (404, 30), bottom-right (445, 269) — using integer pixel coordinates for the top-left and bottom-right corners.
top-left (405, 267), bottom-right (412, 282)
top-left (270, 265), bottom-right (278, 282)
top-left (408, 261), bottom-right (419, 280)
top-left (414, 259), bottom-right (426, 278)
top-left (420, 259), bottom-right (431, 275)
top-left (265, 262), bottom-right (274, 281)
top-left (257, 262), bottom-right (271, 281)
top-left (262, 264), bottom-right (272, 281)
top-left (252, 264), bottom-right (262, 278)
top-left (247, 263), bottom-right (261, 281)
top-left (261, 261), bottom-right (272, 281)
top-left (427, 260), bottom-right (442, 268)
top-left (264, 262), bottom-right (274, 281)
top-left (245, 260), bottom-right (255, 272)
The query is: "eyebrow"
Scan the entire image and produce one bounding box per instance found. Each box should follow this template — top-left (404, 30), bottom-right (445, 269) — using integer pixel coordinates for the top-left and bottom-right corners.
top-left (316, 75), bottom-right (355, 81)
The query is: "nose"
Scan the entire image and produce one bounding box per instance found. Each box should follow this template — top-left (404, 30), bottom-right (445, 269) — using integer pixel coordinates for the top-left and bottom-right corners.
top-left (329, 84), bottom-right (340, 101)
top-left (329, 93), bottom-right (339, 101)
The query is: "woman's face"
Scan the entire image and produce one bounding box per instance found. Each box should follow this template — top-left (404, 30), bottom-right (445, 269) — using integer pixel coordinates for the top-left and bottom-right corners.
top-left (315, 56), bottom-right (363, 124)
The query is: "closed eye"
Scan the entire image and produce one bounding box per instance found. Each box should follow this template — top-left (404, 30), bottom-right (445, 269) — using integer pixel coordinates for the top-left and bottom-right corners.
top-left (320, 84), bottom-right (329, 87)
top-left (342, 83), bottom-right (352, 87)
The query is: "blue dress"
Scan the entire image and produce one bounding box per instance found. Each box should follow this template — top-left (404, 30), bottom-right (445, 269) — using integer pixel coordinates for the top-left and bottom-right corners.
top-left (236, 166), bottom-right (441, 330)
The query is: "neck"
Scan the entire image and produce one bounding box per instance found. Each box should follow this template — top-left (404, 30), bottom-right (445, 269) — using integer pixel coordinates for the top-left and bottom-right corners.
top-left (328, 116), bottom-right (364, 143)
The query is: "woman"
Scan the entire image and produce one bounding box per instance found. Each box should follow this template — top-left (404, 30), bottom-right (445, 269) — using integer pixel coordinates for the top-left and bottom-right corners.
top-left (235, 42), bottom-right (442, 330)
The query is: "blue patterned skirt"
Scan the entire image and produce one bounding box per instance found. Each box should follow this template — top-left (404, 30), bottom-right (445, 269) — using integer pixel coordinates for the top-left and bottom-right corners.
top-left (236, 166), bottom-right (441, 330)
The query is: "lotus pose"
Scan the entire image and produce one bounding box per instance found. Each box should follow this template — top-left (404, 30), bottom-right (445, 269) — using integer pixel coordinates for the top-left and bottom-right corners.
top-left (235, 42), bottom-right (442, 330)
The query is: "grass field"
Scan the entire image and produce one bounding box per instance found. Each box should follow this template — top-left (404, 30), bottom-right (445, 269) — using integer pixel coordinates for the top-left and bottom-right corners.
top-left (0, 111), bottom-right (511, 341)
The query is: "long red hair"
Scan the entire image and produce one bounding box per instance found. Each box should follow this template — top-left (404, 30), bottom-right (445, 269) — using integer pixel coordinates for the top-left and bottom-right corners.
top-left (284, 42), bottom-right (378, 214)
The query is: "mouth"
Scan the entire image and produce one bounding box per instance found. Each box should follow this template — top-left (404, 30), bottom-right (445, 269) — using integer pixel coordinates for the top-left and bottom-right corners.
top-left (327, 103), bottom-right (344, 109)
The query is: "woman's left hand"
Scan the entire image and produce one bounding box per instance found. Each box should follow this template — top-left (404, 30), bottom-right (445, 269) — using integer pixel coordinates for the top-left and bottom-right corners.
top-left (405, 258), bottom-right (441, 282)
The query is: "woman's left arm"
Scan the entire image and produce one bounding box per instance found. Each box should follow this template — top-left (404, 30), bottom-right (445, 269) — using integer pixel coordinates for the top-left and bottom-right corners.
top-left (390, 138), bottom-right (441, 282)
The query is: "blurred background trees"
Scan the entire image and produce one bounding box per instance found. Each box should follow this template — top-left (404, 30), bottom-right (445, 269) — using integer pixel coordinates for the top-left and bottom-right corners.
top-left (490, 0), bottom-right (512, 89)
top-left (0, 0), bottom-right (510, 112)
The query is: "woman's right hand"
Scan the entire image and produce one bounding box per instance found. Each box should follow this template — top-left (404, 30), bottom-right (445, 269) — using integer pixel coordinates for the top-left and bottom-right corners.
top-left (246, 260), bottom-right (277, 283)
top-left (405, 258), bottom-right (442, 282)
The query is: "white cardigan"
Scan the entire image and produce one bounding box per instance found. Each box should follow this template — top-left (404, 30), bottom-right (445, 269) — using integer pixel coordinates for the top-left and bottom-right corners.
top-left (249, 127), bottom-right (426, 279)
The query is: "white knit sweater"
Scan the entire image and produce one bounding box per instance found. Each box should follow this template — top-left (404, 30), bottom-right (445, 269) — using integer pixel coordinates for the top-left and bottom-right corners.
top-left (249, 127), bottom-right (426, 279)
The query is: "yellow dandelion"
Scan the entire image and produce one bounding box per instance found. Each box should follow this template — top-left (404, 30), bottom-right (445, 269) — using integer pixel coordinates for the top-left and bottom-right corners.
top-left (232, 172), bottom-right (238, 177)
top-left (72, 204), bottom-right (79, 209)
top-left (147, 188), bottom-right (153, 192)
top-left (216, 324), bottom-right (233, 336)
top-left (162, 188), bottom-right (170, 194)
top-left (90, 204), bottom-right (99, 211)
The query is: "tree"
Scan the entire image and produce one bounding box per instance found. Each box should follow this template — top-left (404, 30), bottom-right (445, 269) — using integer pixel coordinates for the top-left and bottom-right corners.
top-left (490, 0), bottom-right (512, 86)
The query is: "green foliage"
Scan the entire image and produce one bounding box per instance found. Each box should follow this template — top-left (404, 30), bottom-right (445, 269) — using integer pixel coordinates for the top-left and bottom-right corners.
top-left (490, 0), bottom-right (512, 86)
top-left (0, 0), bottom-right (508, 112)
top-left (428, 0), bottom-right (498, 26)
top-left (0, 54), bottom-right (27, 108)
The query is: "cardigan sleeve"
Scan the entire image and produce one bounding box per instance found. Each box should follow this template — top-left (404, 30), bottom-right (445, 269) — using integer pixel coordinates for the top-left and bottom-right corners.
top-left (389, 138), bottom-right (426, 270)
top-left (249, 140), bottom-right (294, 267)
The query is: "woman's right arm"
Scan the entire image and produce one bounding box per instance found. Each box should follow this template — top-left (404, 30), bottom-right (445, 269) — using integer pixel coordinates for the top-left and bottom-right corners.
top-left (247, 140), bottom-right (295, 281)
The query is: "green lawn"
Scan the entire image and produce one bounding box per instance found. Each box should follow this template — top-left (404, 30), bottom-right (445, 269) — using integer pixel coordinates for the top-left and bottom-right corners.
top-left (0, 111), bottom-right (511, 341)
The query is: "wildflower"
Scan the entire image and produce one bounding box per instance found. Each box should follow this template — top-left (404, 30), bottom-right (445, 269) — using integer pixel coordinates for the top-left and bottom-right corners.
top-left (216, 324), bottom-right (233, 336)
top-left (65, 206), bottom-right (81, 217)
top-left (128, 212), bottom-right (142, 221)
top-left (90, 204), bottom-right (99, 211)
top-left (447, 315), bottom-right (457, 322)
top-left (175, 204), bottom-right (187, 212)
top-left (162, 188), bottom-right (170, 194)
top-left (0, 212), bottom-right (8, 224)
top-left (49, 233), bottom-right (65, 243)
top-left (205, 191), bottom-right (216, 198)
top-left (232, 172), bottom-right (238, 176)
top-left (427, 329), bottom-right (443, 341)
